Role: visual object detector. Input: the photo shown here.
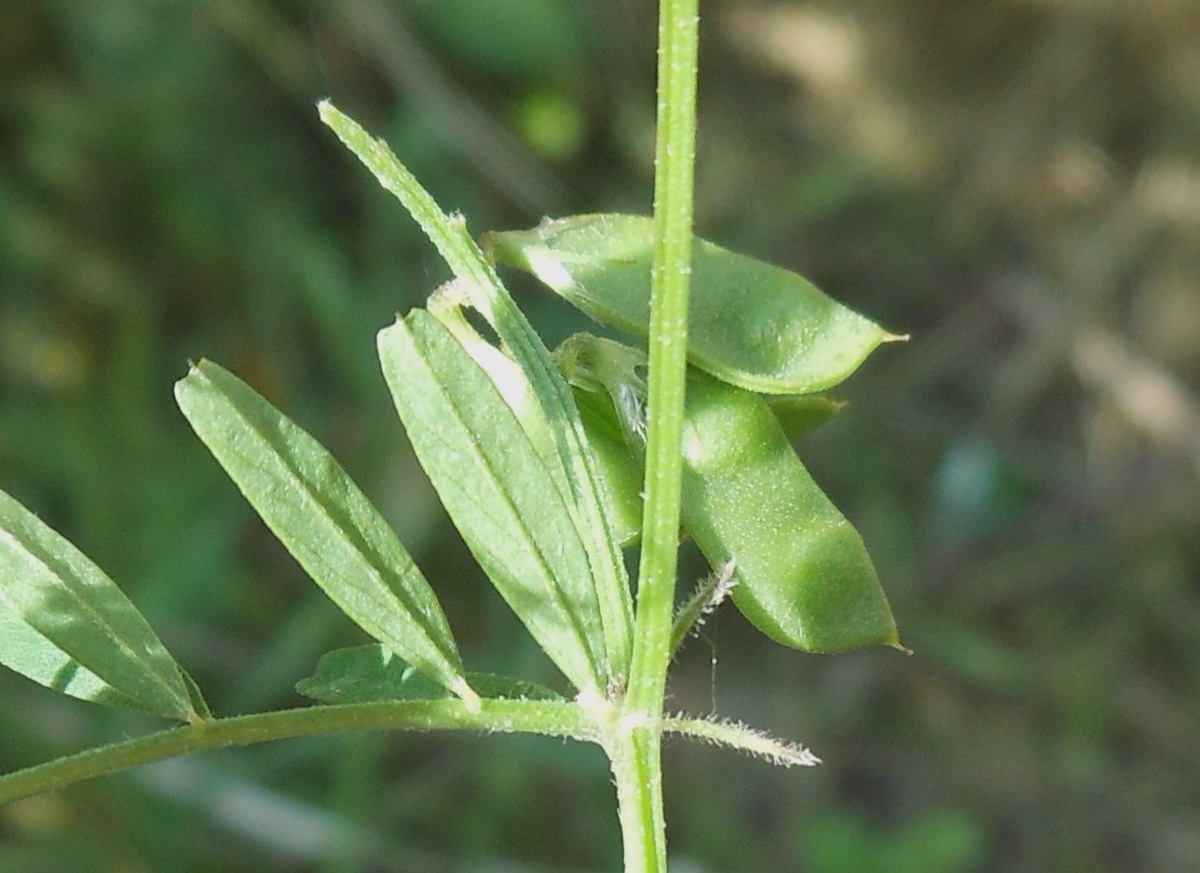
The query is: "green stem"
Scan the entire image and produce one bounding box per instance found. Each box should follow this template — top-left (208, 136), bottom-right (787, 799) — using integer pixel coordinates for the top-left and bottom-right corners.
top-left (0, 699), bottom-right (598, 806)
top-left (609, 723), bottom-right (665, 873)
top-left (619, 0), bottom-right (700, 870)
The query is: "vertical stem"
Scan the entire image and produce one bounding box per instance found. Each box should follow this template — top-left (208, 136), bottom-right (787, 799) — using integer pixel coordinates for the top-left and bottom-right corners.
top-left (609, 725), bottom-right (665, 873)
top-left (629, 0), bottom-right (699, 723)
top-left (617, 0), bottom-right (700, 870)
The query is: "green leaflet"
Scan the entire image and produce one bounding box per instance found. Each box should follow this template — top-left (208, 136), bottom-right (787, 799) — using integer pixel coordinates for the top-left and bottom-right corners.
top-left (378, 311), bottom-right (609, 696)
top-left (174, 361), bottom-right (477, 709)
top-left (297, 644), bottom-right (564, 705)
top-left (428, 296), bottom-right (648, 582)
top-left (556, 335), bottom-right (901, 654)
top-left (488, 213), bottom-right (902, 395)
top-left (426, 291), bottom-right (572, 503)
top-left (319, 104), bottom-right (633, 688)
top-left (0, 489), bottom-right (201, 721)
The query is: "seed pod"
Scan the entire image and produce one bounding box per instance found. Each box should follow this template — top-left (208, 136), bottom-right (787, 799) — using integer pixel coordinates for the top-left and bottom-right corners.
top-left (679, 369), bottom-right (901, 653)
top-left (489, 213), bottom-right (903, 395)
top-left (555, 334), bottom-right (902, 653)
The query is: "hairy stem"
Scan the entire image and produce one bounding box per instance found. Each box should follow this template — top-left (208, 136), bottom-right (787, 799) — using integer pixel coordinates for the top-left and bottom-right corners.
top-left (619, 0), bottom-right (700, 870)
top-left (0, 700), bottom-right (598, 806)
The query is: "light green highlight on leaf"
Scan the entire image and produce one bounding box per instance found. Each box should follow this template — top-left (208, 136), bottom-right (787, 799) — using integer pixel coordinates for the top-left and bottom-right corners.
top-left (0, 489), bottom-right (199, 721)
top-left (427, 288), bottom-right (572, 501)
top-left (378, 311), bottom-right (608, 695)
top-left (174, 360), bottom-right (476, 709)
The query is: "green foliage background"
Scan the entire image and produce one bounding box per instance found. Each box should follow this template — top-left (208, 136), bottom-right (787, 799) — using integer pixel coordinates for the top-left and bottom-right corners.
top-left (2, 1), bottom-right (1198, 870)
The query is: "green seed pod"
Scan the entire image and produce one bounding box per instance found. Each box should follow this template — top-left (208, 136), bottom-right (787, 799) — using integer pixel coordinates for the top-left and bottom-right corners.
top-left (555, 334), bottom-right (902, 654)
top-left (680, 369), bottom-right (901, 653)
top-left (488, 213), bottom-right (903, 395)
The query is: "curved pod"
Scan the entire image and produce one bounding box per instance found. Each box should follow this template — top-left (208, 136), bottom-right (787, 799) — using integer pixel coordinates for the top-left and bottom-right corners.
top-left (555, 333), bottom-right (900, 653)
top-left (679, 371), bottom-right (900, 653)
top-left (489, 214), bottom-right (901, 395)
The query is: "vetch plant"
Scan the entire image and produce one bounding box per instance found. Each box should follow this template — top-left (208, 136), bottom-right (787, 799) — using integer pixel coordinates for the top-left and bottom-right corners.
top-left (0, 2), bottom-right (906, 869)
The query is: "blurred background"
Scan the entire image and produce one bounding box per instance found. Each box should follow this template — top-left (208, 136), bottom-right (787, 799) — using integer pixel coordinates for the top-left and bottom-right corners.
top-left (2, 0), bottom-right (1199, 870)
